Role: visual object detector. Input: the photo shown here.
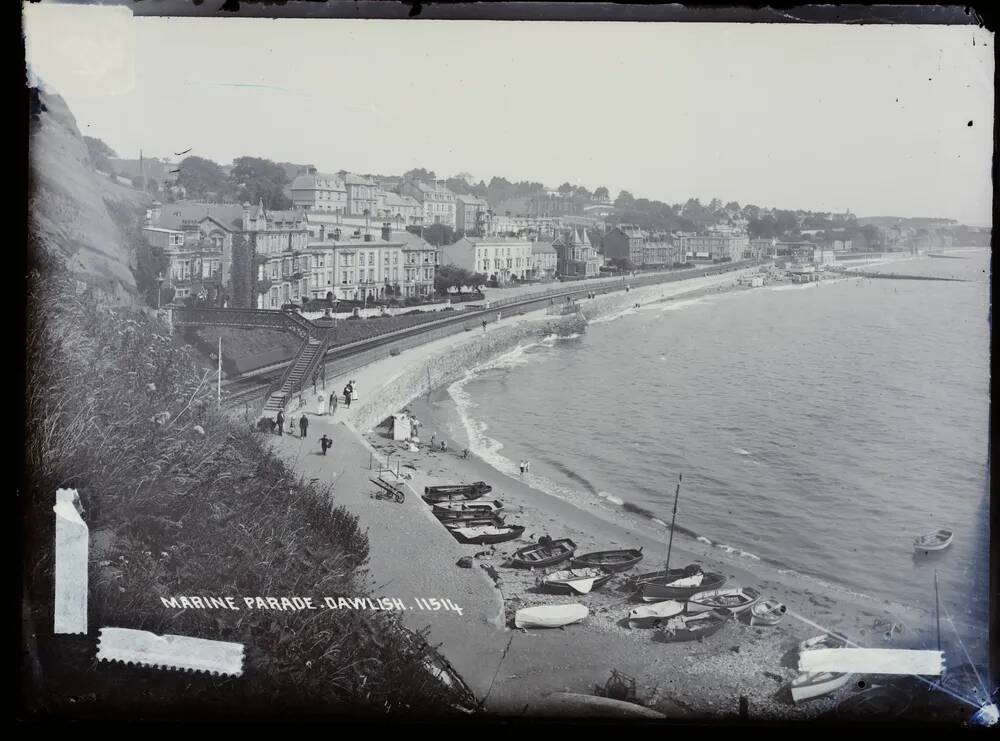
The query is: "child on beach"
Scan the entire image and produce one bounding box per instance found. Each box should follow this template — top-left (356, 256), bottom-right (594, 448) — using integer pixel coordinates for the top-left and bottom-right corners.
top-left (518, 460), bottom-right (526, 476)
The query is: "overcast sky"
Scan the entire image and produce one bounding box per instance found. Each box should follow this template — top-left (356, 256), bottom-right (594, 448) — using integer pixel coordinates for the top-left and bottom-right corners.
top-left (24, 5), bottom-right (994, 225)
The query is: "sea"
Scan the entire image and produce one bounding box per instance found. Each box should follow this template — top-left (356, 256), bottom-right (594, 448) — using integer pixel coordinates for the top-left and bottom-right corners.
top-left (437, 249), bottom-right (991, 630)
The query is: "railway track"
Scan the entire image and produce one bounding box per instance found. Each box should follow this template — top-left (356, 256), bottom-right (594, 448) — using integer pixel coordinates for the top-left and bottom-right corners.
top-left (220, 261), bottom-right (752, 410)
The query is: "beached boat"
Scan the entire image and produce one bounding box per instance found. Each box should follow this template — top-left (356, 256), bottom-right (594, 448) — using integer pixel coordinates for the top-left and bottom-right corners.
top-left (747, 599), bottom-right (787, 626)
top-left (570, 548), bottom-right (644, 573)
top-left (627, 600), bottom-right (685, 629)
top-left (442, 515), bottom-right (506, 531)
top-left (431, 499), bottom-right (504, 518)
top-left (686, 586), bottom-right (761, 616)
top-left (791, 633), bottom-right (853, 705)
top-left (627, 563), bottom-right (703, 588)
top-left (510, 538), bottom-right (577, 569)
top-left (530, 693), bottom-right (665, 719)
top-left (451, 524), bottom-right (525, 545)
top-left (537, 568), bottom-right (614, 595)
top-left (421, 482), bottom-right (492, 504)
top-left (640, 571), bottom-right (727, 602)
top-left (651, 609), bottom-right (729, 643)
top-left (514, 603), bottom-right (588, 629)
top-left (914, 529), bottom-right (953, 552)
top-left (836, 686), bottom-right (912, 720)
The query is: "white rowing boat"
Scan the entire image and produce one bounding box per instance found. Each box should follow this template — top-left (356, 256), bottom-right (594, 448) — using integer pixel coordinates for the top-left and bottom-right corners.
top-left (791, 633), bottom-right (853, 704)
top-left (537, 568), bottom-right (613, 595)
top-left (914, 529), bottom-right (953, 552)
top-left (686, 586), bottom-right (761, 616)
top-left (514, 603), bottom-right (589, 629)
top-left (627, 600), bottom-right (685, 629)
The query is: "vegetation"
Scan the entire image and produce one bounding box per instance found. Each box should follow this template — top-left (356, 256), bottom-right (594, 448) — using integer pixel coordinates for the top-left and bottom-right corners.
top-left (229, 156), bottom-right (293, 209)
top-left (83, 136), bottom-right (116, 174)
top-left (434, 264), bottom-right (485, 295)
top-left (23, 249), bottom-right (473, 718)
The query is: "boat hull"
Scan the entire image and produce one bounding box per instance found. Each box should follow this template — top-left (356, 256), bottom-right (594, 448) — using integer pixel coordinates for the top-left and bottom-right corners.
top-left (510, 539), bottom-right (578, 569)
top-left (641, 573), bottom-right (727, 602)
top-left (686, 586), bottom-right (761, 616)
top-left (652, 610), bottom-right (729, 643)
top-left (538, 569), bottom-right (614, 595)
top-left (570, 549), bottom-right (644, 573)
top-left (627, 600), bottom-right (685, 629)
top-left (452, 525), bottom-right (525, 545)
top-left (791, 672), bottom-right (854, 704)
top-left (514, 603), bottom-right (589, 629)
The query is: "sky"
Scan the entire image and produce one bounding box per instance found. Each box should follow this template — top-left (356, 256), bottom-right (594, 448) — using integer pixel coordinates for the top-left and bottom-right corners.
top-left (24, 4), bottom-right (995, 225)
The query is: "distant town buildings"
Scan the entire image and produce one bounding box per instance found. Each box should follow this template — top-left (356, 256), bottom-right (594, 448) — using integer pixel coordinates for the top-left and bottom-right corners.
top-left (400, 180), bottom-right (457, 228)
top-left (553, 227), bottom-right (602, 279)
top-left (455, 194), bottom-right (490, 235)
top-left (289, 169), bottom-right (348, 214)
top-left (603, 224), bottom-right (646, 267)
top-left (531, 240), bottom-right (558, 281)
top-left (442, 236), bottom-right (533, 285)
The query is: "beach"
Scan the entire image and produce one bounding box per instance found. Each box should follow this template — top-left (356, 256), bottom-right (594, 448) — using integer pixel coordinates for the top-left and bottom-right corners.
top-left (257, 267), bottom-right (985, 719)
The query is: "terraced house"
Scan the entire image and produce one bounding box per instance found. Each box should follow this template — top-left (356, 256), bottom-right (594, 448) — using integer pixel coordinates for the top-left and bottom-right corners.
top-left (289, 168), bottom-right (348, 214)
top-left (442, 236), bottom-right (533, 285)
top-left (146, 201), bottom-right (244, 304)
top-left (341, 172), bottom-right (379, 217)
top-left (241, 201), bottom-right (312, 309)
top-left (401, 179), bottom-right (456, 227)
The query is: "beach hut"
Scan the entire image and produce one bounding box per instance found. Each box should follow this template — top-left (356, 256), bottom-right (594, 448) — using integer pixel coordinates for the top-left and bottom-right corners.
top-left (392, 413), bottom-right (412, 441)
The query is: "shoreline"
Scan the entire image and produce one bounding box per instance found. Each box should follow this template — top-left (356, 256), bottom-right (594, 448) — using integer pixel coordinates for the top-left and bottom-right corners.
top-left (268, 263), bottom-right (988, 719)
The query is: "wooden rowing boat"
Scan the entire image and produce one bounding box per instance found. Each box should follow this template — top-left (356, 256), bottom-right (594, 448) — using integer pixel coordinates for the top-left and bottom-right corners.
top-left (652, 609), bottom-right (729, 643)
top-left (570, 548), bottom-right (644, 573)
top-left (627, 563), bottom-right (702, 588)
top-left (791, 633), bottom-right (853, 704)
top-left (537, 568), bottom-right (614, 595)
top-left (686, 586), bottom-right (761, 616)
top-left (747, 598), bottom-right (787, 626)
top-left (514, 603), bottom-right (588, 629)
top-left (421, 482), bottom-right (492, 504)
top-left (640, 571), bottom-right (727, 602)
top-left (510, 538), bottom-right (577, 569)
top-left (431, 499), bottom-right (504, 518)
top-left (442, 515), bottom-right (505, 531)
top-left (451, 524), bottom-right (525, 545)
top-left (627, 600), bottom-right (685, 629)
top-left (914, 529), bottom-right (953, 552)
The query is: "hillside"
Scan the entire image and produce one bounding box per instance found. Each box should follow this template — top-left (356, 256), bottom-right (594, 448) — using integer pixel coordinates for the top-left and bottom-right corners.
top-left (28, 84), bottom-right (149, 304)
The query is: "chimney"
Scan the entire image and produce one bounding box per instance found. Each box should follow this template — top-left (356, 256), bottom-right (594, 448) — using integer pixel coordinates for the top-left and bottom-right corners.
top-left (363, 233), bottom-right (373, 242)
top-left (381, 222), bottom-right (392, 242)
top-left (319, 224), bottom-right (326, 241)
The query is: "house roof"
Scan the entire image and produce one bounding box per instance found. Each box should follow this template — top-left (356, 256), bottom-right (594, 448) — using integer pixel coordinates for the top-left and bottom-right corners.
top-left (532, 241), bottom-right (557, 254)
top-left (382, 192), bottom-right (421, 208)
top-left (289, 172), bottom-right (346, 191)
top-left (456, 194), bottom-right (488, 206)
top-left (340, 172), bottom-right (376, 187)
top-left (392, 230), bottom-right (436, 251)
top-left (154, 202), bottom-right (244, 232)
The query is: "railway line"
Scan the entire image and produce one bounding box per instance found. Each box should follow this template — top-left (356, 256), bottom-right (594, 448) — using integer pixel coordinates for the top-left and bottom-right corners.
top-left (219, 261), bottom-right (753, 411)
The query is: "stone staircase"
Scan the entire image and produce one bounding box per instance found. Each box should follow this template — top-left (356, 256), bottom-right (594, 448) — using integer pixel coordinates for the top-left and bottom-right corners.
top-left (262, 334), bottom-right (328, 415)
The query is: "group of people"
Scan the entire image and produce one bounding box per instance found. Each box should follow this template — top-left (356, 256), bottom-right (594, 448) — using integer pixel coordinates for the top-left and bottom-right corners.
top-left (518, 459), bottom-right (531, 476)
top-left (274, 410), bottom-right (311, 438)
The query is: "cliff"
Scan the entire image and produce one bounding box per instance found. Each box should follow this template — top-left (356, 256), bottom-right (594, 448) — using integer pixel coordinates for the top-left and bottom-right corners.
top-left (28, 84), bottom-right (148, 304)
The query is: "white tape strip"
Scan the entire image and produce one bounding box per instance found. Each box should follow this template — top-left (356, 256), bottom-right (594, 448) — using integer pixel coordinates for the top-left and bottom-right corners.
top-left (53, 489), bottom-right (88, 634)
top-left (798, 648), bottom-right (944, 676)
top-left (97, 628), bottom-right (245, 677)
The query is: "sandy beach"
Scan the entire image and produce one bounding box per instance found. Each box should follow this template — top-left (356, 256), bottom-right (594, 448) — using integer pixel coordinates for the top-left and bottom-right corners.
top-left (262, 273), bottom-right (986, 720)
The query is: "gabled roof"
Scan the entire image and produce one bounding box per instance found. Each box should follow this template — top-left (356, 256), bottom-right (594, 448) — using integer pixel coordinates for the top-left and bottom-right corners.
top-left (154, 202), bottom-right (244, 232)
top-left (289, 172), bottom-right (346, 191)
top-left (532, 241), bottom-right (557, 254)
top-left (393, 230), bottom-right (436, 250)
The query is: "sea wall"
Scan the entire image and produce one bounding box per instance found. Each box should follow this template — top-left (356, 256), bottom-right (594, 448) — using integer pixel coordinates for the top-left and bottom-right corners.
top-left (349, 312), bottom-right (587, 433)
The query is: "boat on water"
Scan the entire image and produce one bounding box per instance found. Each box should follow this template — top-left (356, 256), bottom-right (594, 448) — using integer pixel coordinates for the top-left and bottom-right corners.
top-left (537, 568), bottom-right (614, 595)
top-left (422, 482), bottom-right (492, 504)
top-left (514, 603), bottom-right (589, 629)
top-left (652, 609), bottom-right (730, 643)
top-left (686, 586), bottom-right (761, 616)
top-left (640, 571), bottom-right (727, 602)
top-left (627, 600), bottom-right (685, 629)
top-left (746, 599), bottom-right (787, 626)
top-left (791, 633), bottom-right (853, 705)
top-left (571, 548), bottom-right (644, 573)
top-left (432, 500), bottom-right (504, 519)
top-left (451, 524), bottom-right (525, 545)
top-left (510, 537), bottom-right (577, 569)
top-left (914, 529), bottom-right (953, 552)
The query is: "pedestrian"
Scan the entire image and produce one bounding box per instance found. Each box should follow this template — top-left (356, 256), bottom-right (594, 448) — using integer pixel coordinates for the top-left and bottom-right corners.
top-left (440, 440), bottom-right (447, 452)
top-left (329, 392), bottom-right (338, 416)
top-left (519, 460), bottom-right (526, 476)
top-left (312, 370), bottom-right (318, 393)
top-left (462, 448), bottom-right (469, 459)
top-left (299, 414), bottom-right (309, 438)
top-left (351, 380), bottom-right (358, 402)
top-left (497, 312), bottom-right (501, 323)
top-left (430, 433), bottom-right (436, 448)
top-left (275, 410), bottom-right (284, 436)
top-left (343, 384), bottom-right (352, 408)
top-left (319, 434), bottom-right (332, 456)
top-left (525, 459), bottom-right (531, 474)
top-left (482, 319), bottom-right (487, 331)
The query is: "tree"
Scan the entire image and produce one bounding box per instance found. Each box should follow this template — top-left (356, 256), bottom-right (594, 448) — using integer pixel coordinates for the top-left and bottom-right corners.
top-left (725, 201), bottom-right (741, 213)
top-left (404, 167), bottom-right (436, 181)
top-left (557, 182), bottom-right (574, 195)
top-left (84, 136), bottom-right (117, 174)
top-left (177, 156), bottom-right (229, 201)
top-left (575, 186), bottom-right (591, 200)
top-left (422, 223), bottom-right (455, 247)
top-left (229, 156), bottom-right (292, 209)
top-left (594, 186), bottom-right (610, 201)
top-left (434, 264), bottom-right (483, 294)
top-left (615, 190), bottom-right (636, 209)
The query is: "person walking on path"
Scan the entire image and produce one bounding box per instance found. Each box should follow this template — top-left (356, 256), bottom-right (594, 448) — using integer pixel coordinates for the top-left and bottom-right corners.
top-left (329, 392), bottom-right (338, 416)
top-left (299, 414), bottom-right (309, 438)
top-left (482, 319), bottom-right (487, 332)
top-left (319, 434), bottom-right (332, 456)
top-left (275, 410), bottom-right (284, 436)
top-left (430, 433), bottom-right (436, 449)
top-left (312, 370), bottom-right (319, 394)
top-left (343, 384), bottom-right (352, 409)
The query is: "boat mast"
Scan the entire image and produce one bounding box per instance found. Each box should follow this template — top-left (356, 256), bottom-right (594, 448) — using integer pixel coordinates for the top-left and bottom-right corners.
top-left (664, 474), bottom-right (682, 573)
top-left (934, 569), bottom-right (941, 652)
